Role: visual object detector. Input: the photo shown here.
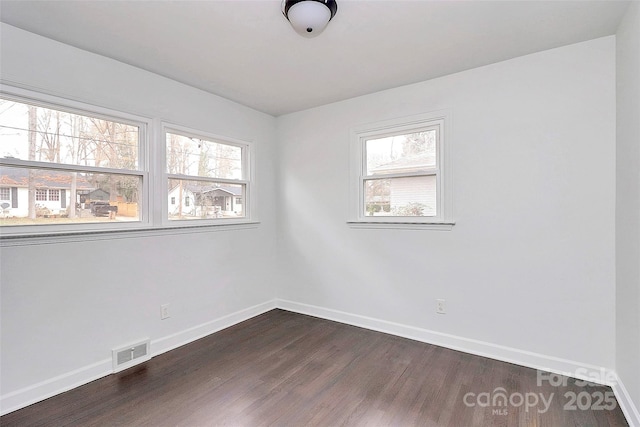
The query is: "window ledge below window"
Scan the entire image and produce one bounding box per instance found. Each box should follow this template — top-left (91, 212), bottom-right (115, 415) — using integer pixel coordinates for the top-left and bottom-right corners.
top-left (0, 221), bottom-right (260, 247)
top-left (347, 221), bottom-right (455, 231)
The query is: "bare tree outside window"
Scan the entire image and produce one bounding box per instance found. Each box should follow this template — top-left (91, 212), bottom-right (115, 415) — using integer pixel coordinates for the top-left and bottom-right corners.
top-left (0, 98), bottom-right (141, 226)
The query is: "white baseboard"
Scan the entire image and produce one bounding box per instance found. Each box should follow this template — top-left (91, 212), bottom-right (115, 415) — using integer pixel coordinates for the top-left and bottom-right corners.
top-left (0, 358), bottom-right (113, 416)
top-left (612, 373), bottom-right (640, 427)
top-left (151, 299), bottom-right (277, 357)
top-left (0, 299), bottom-right (277, 416)
top-left (276, 299), bottom-right (639, 426)
top-left (3, 298), bottom-right (638, 427)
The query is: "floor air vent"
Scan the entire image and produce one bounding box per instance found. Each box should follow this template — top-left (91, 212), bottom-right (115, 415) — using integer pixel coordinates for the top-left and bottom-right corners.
top-left (112, 339), bottom-right (150, 373)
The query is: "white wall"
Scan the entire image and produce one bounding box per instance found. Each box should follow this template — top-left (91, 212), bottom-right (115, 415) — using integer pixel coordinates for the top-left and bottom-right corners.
top-left (1, 21), bottom-right (633, 420)
top-left (0, 23), bottom-right (278, 409)
top-left (616, 0), bottom-right (640, 418)
top-left (276, 37), bottom-right (617, 369)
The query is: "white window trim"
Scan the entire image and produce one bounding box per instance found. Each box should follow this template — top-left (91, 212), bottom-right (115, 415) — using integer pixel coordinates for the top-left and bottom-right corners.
top-left (0, 85), bottom-right (259, 242)
top-left (348, 110), bottom-right (455, 230)
top-left (0, 85), bottom-right (153, 237)
top-left (161, 122), bottom-right (255, 228)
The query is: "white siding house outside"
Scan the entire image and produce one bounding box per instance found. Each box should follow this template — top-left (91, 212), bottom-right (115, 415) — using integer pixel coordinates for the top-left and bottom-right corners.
top-left (1, 186), bottom-right (74, 217)
top-left (0, 168), bottom-right (94, 218)
top-left (168, 184), bottom-right (243, 219)
top-left (388, 175), bottom-right (437, 216)
top-left (369, 151), bottom-right (438, 217)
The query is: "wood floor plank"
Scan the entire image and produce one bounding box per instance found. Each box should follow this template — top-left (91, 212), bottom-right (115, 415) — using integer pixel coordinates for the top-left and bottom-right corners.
top-left (1, 309), bottom-right (629, 426)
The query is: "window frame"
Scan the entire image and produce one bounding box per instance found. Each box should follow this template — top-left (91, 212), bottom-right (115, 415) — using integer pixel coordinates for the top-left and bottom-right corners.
top-left (35, 188), bottom-right (47, 202)
top-left (48, 189), bottom-right (60, 202)
top-left (161, 123), bottom-right (254, 227)
top-left (348, 110), bottom-right (454, 229)
top-left (0, 85), bottom-right (153, 237)
top-left (0, 85), bottom-right (259, 242)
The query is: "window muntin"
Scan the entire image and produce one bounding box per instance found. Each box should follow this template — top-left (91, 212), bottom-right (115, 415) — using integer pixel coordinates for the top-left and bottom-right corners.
top-left (0, 93), bottom-right (145, 231)
top-left (351, 112), bottom-right (451, 226)
top-left (0, 187), bottom-right (10, 200)
top-left (165, 128), bottom-right (250, 223)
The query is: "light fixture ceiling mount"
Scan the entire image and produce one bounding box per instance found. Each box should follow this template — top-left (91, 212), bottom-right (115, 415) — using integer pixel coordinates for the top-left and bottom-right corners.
top-left (282, 0), bottom-right (338, 38)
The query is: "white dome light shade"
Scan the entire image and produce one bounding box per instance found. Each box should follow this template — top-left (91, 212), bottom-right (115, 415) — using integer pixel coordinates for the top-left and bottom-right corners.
top-left (283, 0), bottom-right (338, 38)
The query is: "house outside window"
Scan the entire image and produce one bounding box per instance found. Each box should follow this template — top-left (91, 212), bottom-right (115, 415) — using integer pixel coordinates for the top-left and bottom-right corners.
top-left (349, 111), bottom-right (453, 229)
top-left (0, 188), bottom-right (9, 200)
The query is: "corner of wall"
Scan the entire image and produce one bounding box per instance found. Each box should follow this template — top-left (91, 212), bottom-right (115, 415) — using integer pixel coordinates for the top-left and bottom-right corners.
top-left (615, 0), bottom-right (640, 423)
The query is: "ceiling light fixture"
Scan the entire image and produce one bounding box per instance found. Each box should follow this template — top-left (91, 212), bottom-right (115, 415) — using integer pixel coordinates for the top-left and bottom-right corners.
top-left (282, 0), bottom-right (338, 38)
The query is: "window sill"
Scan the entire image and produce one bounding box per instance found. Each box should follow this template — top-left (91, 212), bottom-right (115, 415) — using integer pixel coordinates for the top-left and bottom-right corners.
top-left (347, 221), bottom-right (455, 231)
top-left (0, 221), bottom-right (260, 247)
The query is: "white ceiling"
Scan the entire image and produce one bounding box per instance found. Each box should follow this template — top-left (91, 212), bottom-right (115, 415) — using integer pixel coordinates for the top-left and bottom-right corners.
top-left (0, 0), bottom-right (631, 116)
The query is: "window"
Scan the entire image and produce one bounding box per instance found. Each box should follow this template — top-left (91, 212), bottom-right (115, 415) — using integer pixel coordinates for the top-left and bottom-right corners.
top-left (0, 89), bottom-right (147, 233)
top-left (0, 86), bottom-right (256, 237)
top-left (350, 111), bottom-right (453, 228)
top-left (35, 189), bottom-right (47, 201)
top-left (33, 189), bottom-right (61, 201)
top-left (165, 125), bottom-right (250, 223)
top-left (0, 187), bottom-right (9, 200)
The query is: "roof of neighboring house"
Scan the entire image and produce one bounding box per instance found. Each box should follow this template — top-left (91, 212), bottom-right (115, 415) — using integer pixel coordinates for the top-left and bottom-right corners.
top-left (0, 167), bottom-right (94, 189)
top-left (170, 184), bottom-right (242, 197)
top-left (371, 152), bottom-right (436, 175)
top-left (88, 188), bottom-right (110, 196)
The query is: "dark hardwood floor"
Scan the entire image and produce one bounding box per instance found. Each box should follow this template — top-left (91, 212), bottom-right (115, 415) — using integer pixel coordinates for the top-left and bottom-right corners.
top-left (1, 309), bottom-right (629, 426)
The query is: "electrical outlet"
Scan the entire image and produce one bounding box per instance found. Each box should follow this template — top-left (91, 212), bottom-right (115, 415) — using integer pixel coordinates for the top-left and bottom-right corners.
top-left (436, 299), bottom-right (446, 314)
top-left (160, 304), bottom-right (170, 320)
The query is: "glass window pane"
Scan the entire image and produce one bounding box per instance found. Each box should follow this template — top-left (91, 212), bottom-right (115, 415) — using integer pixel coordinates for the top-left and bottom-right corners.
top-left (166, 132), bottom-right (242, 180)
top-left (365, 130), bottom-right (436, 176)
top-left (168, 179), bottom-right (245, 220)
top-left (0, 99), bottom-right (139, 169)
top-left (0, 166), bottom-right (141, 226)
top-left (364, 175), bottom-right (437, 217)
